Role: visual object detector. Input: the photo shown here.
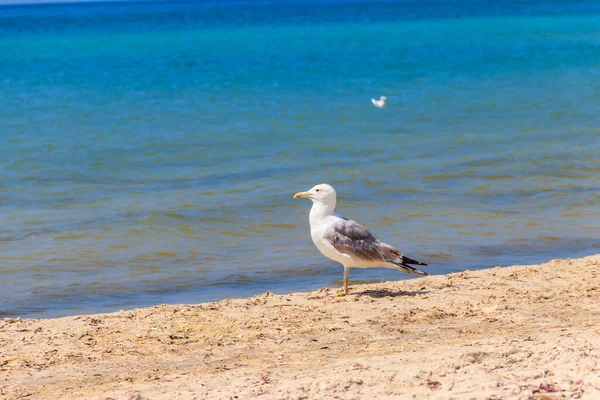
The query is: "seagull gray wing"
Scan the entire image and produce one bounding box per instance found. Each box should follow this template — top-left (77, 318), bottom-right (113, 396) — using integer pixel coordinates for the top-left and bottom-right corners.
top-left (325, 217), bottom-right (384, 262)
top-left (325, 216), bottom-right (428, 274)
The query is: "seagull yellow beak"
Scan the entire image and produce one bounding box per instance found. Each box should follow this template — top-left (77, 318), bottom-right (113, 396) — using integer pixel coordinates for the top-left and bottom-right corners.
top-left (294, 191), bottom-right (310, 199)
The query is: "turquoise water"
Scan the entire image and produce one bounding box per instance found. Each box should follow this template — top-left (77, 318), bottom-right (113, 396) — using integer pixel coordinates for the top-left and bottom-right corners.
top-left (2, 0), bottom-right (600, 317)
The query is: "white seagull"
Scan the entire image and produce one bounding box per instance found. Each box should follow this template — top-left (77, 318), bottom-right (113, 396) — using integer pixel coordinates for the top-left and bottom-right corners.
top-left (371, 96), bottom-right (387, 108)
top-left (294, 183), bottom-right (428, 294)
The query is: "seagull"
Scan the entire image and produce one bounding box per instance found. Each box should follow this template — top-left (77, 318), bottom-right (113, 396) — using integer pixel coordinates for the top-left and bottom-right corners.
top-left (371, 96), bottom-right (387, 108)
top-left (294, 183), bottom-right (428, 294)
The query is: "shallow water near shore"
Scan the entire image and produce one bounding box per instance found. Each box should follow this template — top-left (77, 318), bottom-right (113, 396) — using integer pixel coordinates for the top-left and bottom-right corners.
top-left (1, 0), bottom-right (600, 317)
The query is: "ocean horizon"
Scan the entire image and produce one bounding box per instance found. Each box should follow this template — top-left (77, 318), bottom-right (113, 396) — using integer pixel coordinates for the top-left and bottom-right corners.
top-left (2, 0), bottom-right (600, 318)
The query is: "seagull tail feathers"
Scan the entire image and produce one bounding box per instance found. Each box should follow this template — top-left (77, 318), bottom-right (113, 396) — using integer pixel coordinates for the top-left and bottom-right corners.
top-left (401, 255), bottom-right (428, 267)
top-left (398, 261), bottom-right (429, 276)
top-left (381, 244), bottom-right (429, 275)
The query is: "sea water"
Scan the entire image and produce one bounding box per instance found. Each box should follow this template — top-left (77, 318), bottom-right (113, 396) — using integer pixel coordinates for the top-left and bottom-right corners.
top-left (1, 0), bottom-right (600, 317)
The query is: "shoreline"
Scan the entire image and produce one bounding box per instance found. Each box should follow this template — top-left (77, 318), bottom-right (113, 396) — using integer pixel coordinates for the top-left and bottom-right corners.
top-left (1, 255), bottom-right (599, 399)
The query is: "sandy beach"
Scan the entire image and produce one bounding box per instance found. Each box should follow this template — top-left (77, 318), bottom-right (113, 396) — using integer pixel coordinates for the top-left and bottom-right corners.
top-left (1, 255), bottom-right (599, 400)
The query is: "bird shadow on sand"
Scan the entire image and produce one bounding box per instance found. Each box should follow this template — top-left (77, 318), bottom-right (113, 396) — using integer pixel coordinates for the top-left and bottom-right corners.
top-left (355, 289), bottom-right (433, 298)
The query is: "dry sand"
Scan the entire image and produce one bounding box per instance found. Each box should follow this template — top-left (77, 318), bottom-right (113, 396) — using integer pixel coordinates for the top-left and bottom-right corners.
top-left (1, 255), bottom-right (599, 400)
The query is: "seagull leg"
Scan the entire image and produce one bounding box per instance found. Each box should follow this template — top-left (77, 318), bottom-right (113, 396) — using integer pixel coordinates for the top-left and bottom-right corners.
top-left (343, 266), bottom-right (349, 295)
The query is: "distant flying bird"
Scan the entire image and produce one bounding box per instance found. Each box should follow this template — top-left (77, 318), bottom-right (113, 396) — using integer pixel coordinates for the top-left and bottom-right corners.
top-left (294, 183), bottom-right (428, 294)
top-left (371, 96), bottom-right (387, 108)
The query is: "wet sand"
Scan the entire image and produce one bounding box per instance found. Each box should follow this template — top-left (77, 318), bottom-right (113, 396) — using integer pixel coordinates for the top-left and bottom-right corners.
top-left (1, 255), bottom-right (599, 399)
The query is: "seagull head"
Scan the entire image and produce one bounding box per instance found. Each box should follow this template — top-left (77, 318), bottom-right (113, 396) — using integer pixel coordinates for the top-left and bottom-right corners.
top-left (294, 183), bottom-right (337, 207)
top-left (380, 96), bottom-right (387, 101)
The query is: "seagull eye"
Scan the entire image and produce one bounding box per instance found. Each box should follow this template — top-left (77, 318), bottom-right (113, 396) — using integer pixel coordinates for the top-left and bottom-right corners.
top-left (315, 189), bottom-right (320, 192)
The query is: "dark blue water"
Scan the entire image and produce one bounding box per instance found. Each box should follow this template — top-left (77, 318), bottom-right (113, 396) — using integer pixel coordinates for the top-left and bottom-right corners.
top-left (1, 0), bottom-right (600, 317)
